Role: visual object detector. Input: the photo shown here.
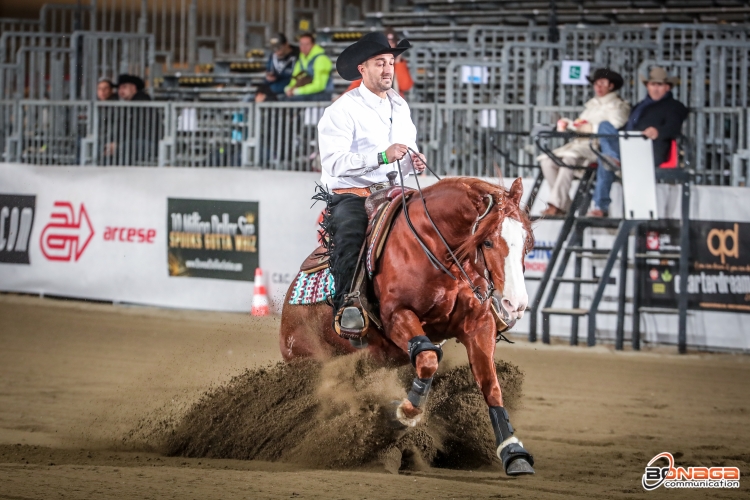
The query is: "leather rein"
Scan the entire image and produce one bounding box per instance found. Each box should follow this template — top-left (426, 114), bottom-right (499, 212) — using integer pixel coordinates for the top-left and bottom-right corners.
top-left (395, 150), bottom-right (514, 334)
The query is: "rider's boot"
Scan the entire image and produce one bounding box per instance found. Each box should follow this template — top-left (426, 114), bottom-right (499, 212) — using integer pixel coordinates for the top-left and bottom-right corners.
top-left (334, 294), bottom-right (368, 343)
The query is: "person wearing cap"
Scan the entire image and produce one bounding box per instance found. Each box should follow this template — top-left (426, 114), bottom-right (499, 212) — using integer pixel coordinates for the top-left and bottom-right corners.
top-left (316, 31), bottom-right (427, 336)
top-left (264, 33), bottom-right (299, 96)
top-left (284, 33), bottom-right (334, 102)
top-left (344, 28), bottom-right (414, 98)
top-left (538, 68), bottom-right (630, 217)
top-left (116, 74), bottom-right (151, 101)
top-left (589, 66), bottom-right (688, 217)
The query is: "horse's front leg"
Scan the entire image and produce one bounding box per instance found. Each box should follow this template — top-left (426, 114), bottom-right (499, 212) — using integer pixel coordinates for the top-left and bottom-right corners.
top-left (462, 325), bottom-right (535, 476)
top-left (387, 309), bottom-right (442, 427)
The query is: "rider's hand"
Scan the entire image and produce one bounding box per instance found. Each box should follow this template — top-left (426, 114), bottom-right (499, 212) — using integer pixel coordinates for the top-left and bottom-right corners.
top-left (411, 152), bottom-right (427, 173)
top-left (385, 143), bottom-right (409, 163)
top-left (642, 127), bottom-right (659, 140)
top-left (556, 119), bottom-right (569, 132)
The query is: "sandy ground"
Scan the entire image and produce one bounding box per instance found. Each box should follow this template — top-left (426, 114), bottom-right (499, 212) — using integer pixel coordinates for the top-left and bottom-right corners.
top-left (0, 293), bottom-right (748, 499)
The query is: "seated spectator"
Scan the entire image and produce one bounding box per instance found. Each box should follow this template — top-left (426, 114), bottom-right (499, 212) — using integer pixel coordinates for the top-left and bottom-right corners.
top-left (255, 83), bottom-right (279, 103)
top-left (97, 78), bottom-right (118, 101)
top-left (590, 67), bottom-right (688, 217)
top-left (538, 68), bottom-right (630, 217)
top-left (344, 28), bottom-right (414, 98)
top-left (116, 74), bottom-right (151, 101)
top-left (264, 33), bottom-right (299, 97)
top-left (284, 33), bottom-right (334, 102)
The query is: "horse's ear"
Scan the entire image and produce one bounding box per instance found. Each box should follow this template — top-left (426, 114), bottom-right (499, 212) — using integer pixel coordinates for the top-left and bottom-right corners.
top-left (509, 177), bottom-right (524, 207)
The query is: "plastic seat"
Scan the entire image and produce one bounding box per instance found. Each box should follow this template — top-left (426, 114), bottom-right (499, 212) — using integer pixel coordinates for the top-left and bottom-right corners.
top-left (658, 140), bottom-right (678, 169)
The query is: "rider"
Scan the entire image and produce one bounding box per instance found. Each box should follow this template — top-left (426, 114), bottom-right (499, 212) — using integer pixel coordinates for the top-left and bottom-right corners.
top-left (317, 32), bottom-right (426, 335)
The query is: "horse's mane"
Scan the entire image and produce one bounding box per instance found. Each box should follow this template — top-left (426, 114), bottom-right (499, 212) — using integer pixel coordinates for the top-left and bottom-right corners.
top-left (451, 178), bottom-right (534, 262)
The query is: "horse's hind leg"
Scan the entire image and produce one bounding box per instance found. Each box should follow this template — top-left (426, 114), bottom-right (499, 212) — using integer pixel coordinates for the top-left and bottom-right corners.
top-left (462, 327), bottom-right (535, 476)
top-left (386, 310), bottom-right (443, 427)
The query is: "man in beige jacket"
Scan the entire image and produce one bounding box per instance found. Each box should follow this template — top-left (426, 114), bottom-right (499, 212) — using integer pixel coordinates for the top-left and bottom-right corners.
top-left (538, 69), bottom-right (630, 216)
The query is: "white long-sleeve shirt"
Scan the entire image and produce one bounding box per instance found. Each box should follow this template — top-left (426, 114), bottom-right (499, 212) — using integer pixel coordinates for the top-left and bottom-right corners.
top-left (318, 82), bottom-right (419, 190)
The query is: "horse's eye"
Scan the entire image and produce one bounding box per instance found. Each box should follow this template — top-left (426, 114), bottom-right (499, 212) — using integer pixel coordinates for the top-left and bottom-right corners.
top-left (483, 240), bottom-right (493, 248)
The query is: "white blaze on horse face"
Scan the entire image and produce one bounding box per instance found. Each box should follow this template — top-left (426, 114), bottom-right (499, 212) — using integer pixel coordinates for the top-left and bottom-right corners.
top-left (500, 218), bottom-right (528, 320)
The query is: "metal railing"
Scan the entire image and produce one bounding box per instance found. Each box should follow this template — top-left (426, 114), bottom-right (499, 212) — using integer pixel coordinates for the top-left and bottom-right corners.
top-left (0, 91), bottom-right (748, 185)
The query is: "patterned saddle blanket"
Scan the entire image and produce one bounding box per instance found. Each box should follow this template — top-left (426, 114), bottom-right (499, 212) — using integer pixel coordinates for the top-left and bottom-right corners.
top-left (290, 186), bottom-right (414, 306)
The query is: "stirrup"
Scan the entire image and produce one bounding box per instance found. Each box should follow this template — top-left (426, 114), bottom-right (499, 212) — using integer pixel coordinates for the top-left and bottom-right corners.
top-left (334, 300), bottom-right (369, 340)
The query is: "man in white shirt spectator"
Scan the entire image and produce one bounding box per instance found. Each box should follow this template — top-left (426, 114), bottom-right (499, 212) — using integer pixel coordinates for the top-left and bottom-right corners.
top-left (317, 32), bottom-right (426, 336)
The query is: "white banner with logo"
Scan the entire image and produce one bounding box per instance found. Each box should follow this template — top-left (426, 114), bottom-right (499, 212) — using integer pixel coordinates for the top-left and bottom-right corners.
top-left (0, 164), bottom-right (321, 312)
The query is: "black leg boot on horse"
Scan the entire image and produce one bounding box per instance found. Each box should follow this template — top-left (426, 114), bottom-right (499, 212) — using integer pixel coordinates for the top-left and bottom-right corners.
top-left (327, 193), bottom-right (369, 343)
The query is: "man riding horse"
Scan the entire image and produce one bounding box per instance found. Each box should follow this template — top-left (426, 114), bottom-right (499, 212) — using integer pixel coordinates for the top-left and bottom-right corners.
top-left (317, 32), bottom-right (427, 336)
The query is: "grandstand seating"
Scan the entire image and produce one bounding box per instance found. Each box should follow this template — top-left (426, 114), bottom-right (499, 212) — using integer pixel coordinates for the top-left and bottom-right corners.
top-left (0, 0), bottom-right (748, 186)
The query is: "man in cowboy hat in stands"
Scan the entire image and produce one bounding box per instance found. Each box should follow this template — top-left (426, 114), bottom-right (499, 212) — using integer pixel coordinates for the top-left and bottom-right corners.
top-left (116, 74), bottom-right (151, 101)
top-left (317, 32), bottom-right (427, 336)
top-left (589, 66), bottom-right (688, 217)
top-left (539, 68), bottom-right (630, 217)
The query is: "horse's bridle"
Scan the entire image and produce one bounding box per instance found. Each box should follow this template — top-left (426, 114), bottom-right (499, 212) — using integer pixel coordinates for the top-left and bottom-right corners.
top-left (395, 151), bottom-right (516, 338)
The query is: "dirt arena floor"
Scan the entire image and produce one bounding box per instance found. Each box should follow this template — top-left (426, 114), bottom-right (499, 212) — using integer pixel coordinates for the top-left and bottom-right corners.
top-left (0, 293), bottom-right (748, 499)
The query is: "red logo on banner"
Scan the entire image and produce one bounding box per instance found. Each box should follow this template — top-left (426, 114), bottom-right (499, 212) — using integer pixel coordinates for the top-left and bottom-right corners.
top-left (40, 202), bottom-right (95, 262)
top-left (646, 231), bottom-right (660, 250)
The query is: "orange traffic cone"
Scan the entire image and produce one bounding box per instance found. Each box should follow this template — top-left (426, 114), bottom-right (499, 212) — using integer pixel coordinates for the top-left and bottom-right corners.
top-left (251, 267), bottom-right (270, 316)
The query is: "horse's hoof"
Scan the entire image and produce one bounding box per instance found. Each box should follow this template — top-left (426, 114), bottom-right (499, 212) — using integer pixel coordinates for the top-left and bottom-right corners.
top-left (393, 399), bottom-right (422, 428)
top-left (506, 458), bottom-right (535, 476)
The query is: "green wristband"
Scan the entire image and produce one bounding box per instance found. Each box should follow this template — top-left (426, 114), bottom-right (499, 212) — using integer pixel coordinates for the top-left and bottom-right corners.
top-left (381, 151), bottom-right (388, 164)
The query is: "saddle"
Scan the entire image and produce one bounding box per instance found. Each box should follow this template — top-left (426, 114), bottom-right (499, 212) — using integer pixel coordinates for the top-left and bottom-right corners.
top-left (299, 186), bottom-right (415, 335)
top-left (300, 186), bottom-right (415, 275)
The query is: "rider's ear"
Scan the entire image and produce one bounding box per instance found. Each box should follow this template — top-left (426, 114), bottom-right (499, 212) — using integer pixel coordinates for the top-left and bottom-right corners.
top-left (509, 177), bottom-right (524, 207)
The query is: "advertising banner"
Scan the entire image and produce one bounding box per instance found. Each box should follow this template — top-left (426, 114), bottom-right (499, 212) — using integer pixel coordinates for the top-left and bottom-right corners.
top-left (639, 221), bottom-right (750, 313)
top-left (0, 194), bottom-right (36, 264)
top-left (167, 198), bottom-right (259, 281)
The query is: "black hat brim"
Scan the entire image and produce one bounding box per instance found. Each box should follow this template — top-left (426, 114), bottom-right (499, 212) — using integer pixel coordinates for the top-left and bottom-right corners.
top-left (336, 39), bottom-right (411, 81)
top-left (116, 74), bottom-right (146, 91)
top-left (587, 69), bottom-right (624, 91)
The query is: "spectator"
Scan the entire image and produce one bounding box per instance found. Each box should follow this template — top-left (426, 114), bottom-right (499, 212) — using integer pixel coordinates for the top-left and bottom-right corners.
top-left (344, 28), bottom-right (414, 98)
top-left (284, 33), bottom-right (334, 102)
top-left (116, 74), bottom-right (151, 101)
top-left (538, 69), bottom-right (630, 216)
top-left (254, 83), bottom-right (279, 103)
top-left (97, 78), bottom-right (118, 101)
top-left (589, 67), bottom-right (688, 217)
top-left (103, 74), bottom-right (157, 164)
top-left (264, 33), bottom-right (299, 97)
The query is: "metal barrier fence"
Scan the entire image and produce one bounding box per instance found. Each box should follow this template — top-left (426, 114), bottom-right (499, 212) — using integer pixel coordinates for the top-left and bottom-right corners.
top-left (5, 99), bottom-right (745, 186)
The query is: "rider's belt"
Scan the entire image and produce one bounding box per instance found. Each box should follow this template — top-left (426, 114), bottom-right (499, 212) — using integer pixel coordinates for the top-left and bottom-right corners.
top-left (333, 182), bottom-right (391, 198)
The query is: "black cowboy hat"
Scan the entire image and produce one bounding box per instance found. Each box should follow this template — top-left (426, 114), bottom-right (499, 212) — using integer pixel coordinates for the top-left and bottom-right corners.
top-left (587, 68), bottom-right (624, 91)
top-left (116, 74), bottom-right (145, 91)
top-left (336, 31), bottom-right (412, 81)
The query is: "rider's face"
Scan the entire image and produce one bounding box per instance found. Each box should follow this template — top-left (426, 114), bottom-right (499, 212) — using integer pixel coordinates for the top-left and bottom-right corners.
top-left (359, 55), bottom-right (395, 93)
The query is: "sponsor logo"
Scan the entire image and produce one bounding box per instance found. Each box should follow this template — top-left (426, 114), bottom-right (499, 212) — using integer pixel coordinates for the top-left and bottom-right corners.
top-left (643, 452), bottom-right (740, 490)
top-left (646, 231), bottom-right (660, 250)
top-left (40, 202), bottom-right (94, 262)
top-left (707, 223), bottom-right (738, 264)
top-left (103, 226), bottom-right (156, 244)
top-left (167, 198), bottom-right (259, 281)
top-left (0, 194), bottom-right (36, 265)
top-left (526, 240), bottom-right (554, 273)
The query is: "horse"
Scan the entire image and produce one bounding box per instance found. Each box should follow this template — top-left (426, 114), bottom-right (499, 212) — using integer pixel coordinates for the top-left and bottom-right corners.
top-left (279, 176), bottom-right (535, 476)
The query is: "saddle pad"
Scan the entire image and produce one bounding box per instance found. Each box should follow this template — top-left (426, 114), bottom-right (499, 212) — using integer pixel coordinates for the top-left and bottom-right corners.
top-left (289, 267), bottom-right (335, 305)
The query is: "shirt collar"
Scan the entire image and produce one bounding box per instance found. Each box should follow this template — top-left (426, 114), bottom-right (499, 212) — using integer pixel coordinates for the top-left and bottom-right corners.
top-left (358, 81), bottom-right (403, 108)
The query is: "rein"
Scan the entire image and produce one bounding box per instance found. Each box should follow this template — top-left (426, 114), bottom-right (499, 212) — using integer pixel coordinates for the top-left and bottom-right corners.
top-left (396, 148), bottom-right (496, 304)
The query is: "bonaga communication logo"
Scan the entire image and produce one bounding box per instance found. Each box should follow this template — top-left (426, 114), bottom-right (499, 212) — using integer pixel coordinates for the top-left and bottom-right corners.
top-left (642, 452), bottom-right (740, 490)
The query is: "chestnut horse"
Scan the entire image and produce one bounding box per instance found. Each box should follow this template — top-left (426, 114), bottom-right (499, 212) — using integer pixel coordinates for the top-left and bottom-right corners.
top-left (279, 177), bottom-right (535, 475)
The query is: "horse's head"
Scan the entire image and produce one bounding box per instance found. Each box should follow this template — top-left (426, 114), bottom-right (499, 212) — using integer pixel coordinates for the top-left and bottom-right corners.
top-left (456, 178), bottom-right (533, 325)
